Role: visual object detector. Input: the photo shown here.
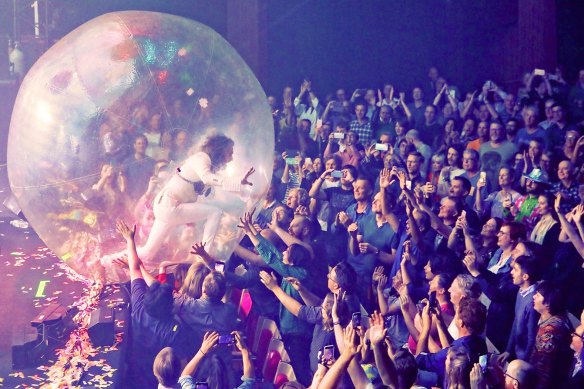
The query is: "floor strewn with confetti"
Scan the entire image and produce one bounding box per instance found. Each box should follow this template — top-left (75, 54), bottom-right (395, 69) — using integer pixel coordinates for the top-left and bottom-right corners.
top-left (0, 216), bottom-right (128, 388)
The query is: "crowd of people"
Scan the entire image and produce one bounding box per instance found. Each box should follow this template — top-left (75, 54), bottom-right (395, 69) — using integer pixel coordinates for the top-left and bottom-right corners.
top-left (109, 66), bottom-right (584, 389)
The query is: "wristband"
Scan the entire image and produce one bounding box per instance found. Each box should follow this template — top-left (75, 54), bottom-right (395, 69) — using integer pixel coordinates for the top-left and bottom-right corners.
top-left (333, 321), bottom-right (340, 326)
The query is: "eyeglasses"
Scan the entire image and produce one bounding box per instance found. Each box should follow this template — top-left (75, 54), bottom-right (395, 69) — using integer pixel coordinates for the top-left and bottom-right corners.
top-left (572, 332), bottom-right (584, 340)
top-left (504, 372), bottom-right (519, 384)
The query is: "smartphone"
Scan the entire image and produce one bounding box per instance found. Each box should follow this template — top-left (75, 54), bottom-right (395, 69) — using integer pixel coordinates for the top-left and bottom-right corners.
top-left (218, 334), bottom-right (235, 345)
top-left (479, 171), bottom-right (487, 185)
top-left (534, 68), bottom-right (545, 76)
top-left (316, 119), bottom-right (323, 128)
top-left (406, 180), bottom-right (412, 190)
top-left (285, 157), bottom-right (299, 165)
top-left (195, 383), bottom-right (209, 389)
top-left (333, 132), bottom-right (345, 139)
top-left (331, 170), bottom-right (343, 178)
top-left (305, 157), bottom-right (313, 165)
top-left (375, 143), bottom-right (389, 151)
top-left (448, 89), bottom-right (456, 98)
top-left (214, 261), bottom-right (225, 272)
top-left (351, 312), bottom-right (361, 327)
top-left (322, 345), bottom-right (334, 363)
top-left (428, 292), bottom-right (437, 310)
top-left (479, 354), bottom-right (488, 374)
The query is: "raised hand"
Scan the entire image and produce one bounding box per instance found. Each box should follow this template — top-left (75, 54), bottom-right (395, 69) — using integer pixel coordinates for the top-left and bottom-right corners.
top-left (421, 301), bottom-right (432, 331)
top-left (554, 192), bottom-right (562, 213)
top-left (232, 331), bottom-right (248, 353)
top-left (379, 168), bottom-right (391, 189)
top-left (190, 242), bottom-right (209, 259)
top-left (573, 204), bottom-right (584, 223)
top-left (377, 274), bottom-right (388, 291)
top-left (284, 276), bottom-right (302, 291)
top-left (295, 205), bottom-right (310, 217)
top-left (113, 257), bottom-right (129, 268)
top-left (259, 271), bottom-right (279, 291)
top-left (200, 331), bottom-right (219, 355)
top-left (368, 310), bottom-right (387, 346)
top-left (343, 325), bottom-right (362, 357)
top-left (470, 363), bottom-right (486, 389)
top-left (116, 220), bottom-right (135, 241)
top-left (463, 250), bottom-right (480, 276)
top-left (372, 266), bottom-right (384, 283)
top-left (237, 208), bottom-right (256, 234)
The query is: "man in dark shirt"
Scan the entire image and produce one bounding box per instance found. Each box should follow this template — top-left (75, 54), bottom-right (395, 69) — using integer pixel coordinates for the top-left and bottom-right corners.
top-left (116, 221), bottom-right (192, 388)
top-left (123, 134), bottom-right (156, 200)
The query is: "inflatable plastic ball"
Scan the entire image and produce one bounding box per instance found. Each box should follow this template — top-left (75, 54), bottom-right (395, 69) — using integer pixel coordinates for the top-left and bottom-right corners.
top-left (8, 11), bottom-right (274, 282)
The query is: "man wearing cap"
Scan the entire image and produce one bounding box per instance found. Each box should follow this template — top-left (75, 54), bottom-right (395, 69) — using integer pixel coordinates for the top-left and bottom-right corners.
top-left (552, 160), bottom-right (580, 215)
top-left (504, 168), bottom-right (548, 234)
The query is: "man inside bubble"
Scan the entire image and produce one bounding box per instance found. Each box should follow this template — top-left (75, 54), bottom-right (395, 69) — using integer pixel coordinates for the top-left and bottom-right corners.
top-left (102, 134), bottom-right (255, 266)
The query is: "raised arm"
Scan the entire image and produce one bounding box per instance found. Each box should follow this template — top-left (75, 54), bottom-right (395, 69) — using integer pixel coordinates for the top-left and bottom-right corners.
top-left (369, 311), bottom-right (399, 388)
top-left (116, 220), bottom-right (142, 282)
top-left (182, 331), bottom-right (219, 378)
top-left (555, 195), bottom-right (584, 261)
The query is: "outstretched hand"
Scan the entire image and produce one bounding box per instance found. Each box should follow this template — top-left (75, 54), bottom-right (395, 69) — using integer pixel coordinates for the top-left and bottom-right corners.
top-left (190, 242), bottom-right (210, 259)
top-left (200, 331), bottom-right (219, 355)
top-left (237, 208), bottom-right (256, 234)
top-left (368, 311), bottom-right (387, 346)
top-left (116, 220), bottom-right (135, 241)
top-left (241, 167), bottom-right (256, 186)
top-left (259, 270), bottom-right (279, 291)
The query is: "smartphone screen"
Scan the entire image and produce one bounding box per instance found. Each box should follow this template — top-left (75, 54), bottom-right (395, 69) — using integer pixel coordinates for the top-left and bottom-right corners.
top-left (322, 345), bottom-right (334, 362)
top-left (214, 262), bottom-right (225, 272)
top-left (218, 334), bottom-right (234, 345)
top-left (285, 157), bottom-right (299, 165)
top-left (479, 354), bottom-right (488, 373)
top-left (351, 312), bottom-right (361, 327)
top-left (316, 119), bottom-right (323, 128)
top-left (333, 132), bottom-right (345, 139)
top-left (375, 143), bottom-right (389, 151)
top-left (331, 170), bottom-right (343, 178)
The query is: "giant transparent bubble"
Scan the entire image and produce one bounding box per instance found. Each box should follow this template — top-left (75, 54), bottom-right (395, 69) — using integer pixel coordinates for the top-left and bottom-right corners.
top-left (8, 11), bottom-right (273, 282)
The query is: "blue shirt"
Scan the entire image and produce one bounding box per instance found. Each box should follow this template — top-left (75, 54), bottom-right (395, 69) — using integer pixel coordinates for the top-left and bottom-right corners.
top-left (416, 334), bottom-right (487, 384)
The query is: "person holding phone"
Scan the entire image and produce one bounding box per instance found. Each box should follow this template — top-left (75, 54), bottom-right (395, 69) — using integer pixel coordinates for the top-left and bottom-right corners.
top-left (179, 331), bottom-right (256, 389)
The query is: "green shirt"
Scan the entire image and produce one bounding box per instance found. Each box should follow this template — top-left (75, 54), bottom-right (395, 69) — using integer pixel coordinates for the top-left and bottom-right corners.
top-left (255, 236), bottom-right (313, 336)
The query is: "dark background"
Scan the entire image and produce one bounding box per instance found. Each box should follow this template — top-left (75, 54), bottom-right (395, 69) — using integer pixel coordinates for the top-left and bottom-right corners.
top-left (1, 0), bottom-right (583, 98)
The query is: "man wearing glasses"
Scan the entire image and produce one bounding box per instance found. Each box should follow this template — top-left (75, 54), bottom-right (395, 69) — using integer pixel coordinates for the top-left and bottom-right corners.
top-left (503, 359), bottom-right (538, 389)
